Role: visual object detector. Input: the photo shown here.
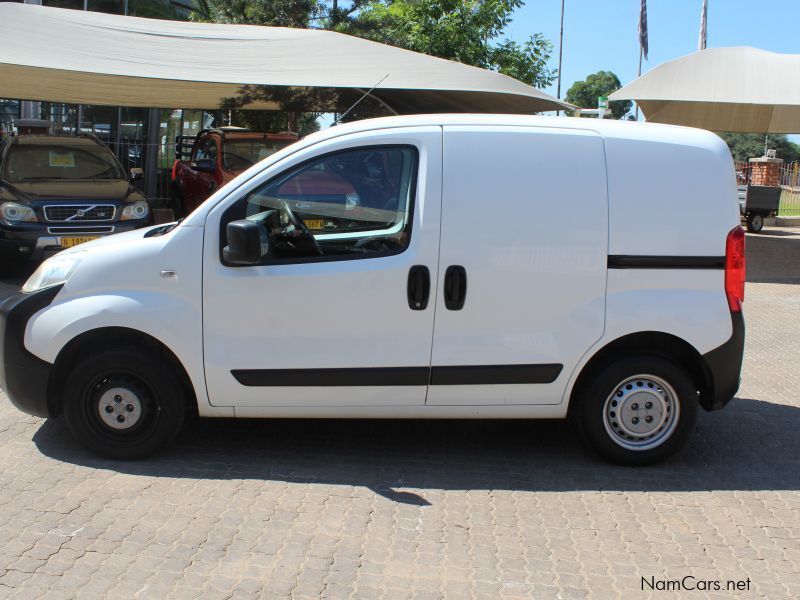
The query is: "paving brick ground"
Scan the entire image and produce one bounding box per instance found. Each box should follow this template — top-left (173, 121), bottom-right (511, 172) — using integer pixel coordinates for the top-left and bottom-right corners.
top-left (1, 244), bottom-right (799, 598)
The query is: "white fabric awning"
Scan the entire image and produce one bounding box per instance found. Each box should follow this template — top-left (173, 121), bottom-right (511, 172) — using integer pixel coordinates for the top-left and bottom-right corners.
top-left (609, 47), bottom-right (800, 133)
top-left (0, 3), bottom-right (571, 115)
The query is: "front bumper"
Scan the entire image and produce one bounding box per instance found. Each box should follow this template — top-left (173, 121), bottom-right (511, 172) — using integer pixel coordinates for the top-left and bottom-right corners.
top-left (700, 311), bottom-right (745, 411)
top-left (0, 285), bottom-right (61, 418)
top-left (0, 220), bottom-right (148, 263)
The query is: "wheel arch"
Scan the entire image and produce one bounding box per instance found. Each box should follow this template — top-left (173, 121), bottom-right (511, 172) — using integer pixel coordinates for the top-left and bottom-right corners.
top-left (48, 326), bottom-right (197, 418)
top-left (567, 331), bottom-right (714, 414)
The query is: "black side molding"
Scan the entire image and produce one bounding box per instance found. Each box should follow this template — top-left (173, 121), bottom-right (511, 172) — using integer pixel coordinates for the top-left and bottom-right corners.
top-left (700, 311), bottom-right (745, 411)
top-left (430, 364), bottom-right (562, 385)
top-left (608, 255), bottom-right (725, 269)
top-left (232, 363), bottom-right (563, 387)
top-left (232, 367), bottom-right (429, 387)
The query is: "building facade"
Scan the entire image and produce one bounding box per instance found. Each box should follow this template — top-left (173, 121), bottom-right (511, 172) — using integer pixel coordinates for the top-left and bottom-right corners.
top-left (0, 0), bottom-right (217, 205)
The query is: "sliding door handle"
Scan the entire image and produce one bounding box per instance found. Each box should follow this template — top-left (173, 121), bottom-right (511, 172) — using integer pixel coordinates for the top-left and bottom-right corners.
top-left (407, 265), bottom-right (430, 310)
top-left (444, 265), bottom-right (467, 310)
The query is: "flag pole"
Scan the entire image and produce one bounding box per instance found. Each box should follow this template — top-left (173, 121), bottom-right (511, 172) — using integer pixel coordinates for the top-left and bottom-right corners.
top-left (556, 0), bottom-right (565, 116)
top-left (635, 46), bottom-right (642, 120)
top-left (636, 0), bottom-right (648, 122)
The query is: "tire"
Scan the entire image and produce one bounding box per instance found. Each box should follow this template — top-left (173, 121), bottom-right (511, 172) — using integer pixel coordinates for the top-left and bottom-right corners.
top-left (746, 213), bottom-right (764, 233)
top-left (572, 355), bottom-right (698, 466)
top-left (62, 347), bottom-right (186, 459)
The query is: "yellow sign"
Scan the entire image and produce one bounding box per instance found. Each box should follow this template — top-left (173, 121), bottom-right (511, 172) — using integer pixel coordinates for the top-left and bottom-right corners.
top-left (49, 151), bottom-right (75, 168)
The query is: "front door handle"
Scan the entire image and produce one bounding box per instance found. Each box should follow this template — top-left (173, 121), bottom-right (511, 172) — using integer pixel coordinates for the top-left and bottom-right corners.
top-left (444, 265), bottom-right (467, 310)
top-left (407, 265), bottom-right (430, 310)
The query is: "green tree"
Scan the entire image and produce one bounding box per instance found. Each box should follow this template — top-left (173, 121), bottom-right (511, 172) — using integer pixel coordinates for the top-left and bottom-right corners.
top-left (194, 0), bottom-right (557, 90)
top-left (565, 71), bottom-right (630, 119)
top-left (717, 132), bottom-right (800, 163)
top-left (340, 0), bottom-right (556, 89)
top-left (193, 0), bottom-right (320, 28)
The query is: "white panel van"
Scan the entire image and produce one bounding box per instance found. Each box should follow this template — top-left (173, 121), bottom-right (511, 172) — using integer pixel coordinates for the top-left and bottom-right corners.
top-left (0, 115), bottom-right (745, 465)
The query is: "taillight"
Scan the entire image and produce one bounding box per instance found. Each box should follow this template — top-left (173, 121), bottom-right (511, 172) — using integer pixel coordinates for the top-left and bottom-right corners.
top-left (725, 226), bottom-right (746, 312)
top-left (171, 160), bottom-right (178, 181)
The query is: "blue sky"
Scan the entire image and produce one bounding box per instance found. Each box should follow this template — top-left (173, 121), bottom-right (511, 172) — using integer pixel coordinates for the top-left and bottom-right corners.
top-left (508, 0), bottom-right (800, 102)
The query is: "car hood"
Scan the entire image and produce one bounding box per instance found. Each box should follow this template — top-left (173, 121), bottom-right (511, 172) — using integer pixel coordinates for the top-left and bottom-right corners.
top-left (0, 179), bottom-right (138, 202)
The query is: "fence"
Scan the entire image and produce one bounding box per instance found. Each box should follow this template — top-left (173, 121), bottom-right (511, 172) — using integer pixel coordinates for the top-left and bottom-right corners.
top-left (734, 160), bottom-right (800, 217)
top-left (102, 139), bottom-right (179, 209)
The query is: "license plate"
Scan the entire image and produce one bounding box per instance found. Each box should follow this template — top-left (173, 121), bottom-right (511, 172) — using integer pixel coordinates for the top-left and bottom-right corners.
top-left (303, 219), bottom-right (325, 230)
top-left (60, 236), bottom-right (99, 248)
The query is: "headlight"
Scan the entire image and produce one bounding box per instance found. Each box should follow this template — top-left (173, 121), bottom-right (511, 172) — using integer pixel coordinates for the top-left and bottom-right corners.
top-left (0, 201), bottom-right (37, 223)
top-left (121, 200), bottom-right (150, 220)
top-left (22, 253), bottom-right (82, 293)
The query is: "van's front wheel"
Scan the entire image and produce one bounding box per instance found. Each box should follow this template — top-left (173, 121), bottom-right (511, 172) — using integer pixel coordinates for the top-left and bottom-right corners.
top-left (573, 356), bottom-right (698, 465)
top-left (63, 348), bottom-right (185, 459)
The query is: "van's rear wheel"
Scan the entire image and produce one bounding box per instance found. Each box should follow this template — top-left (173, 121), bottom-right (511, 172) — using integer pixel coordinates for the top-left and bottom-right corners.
top-left (573, 355), bottom-right (698, 465)
top-left (63, 348), bottom-right (185, 459)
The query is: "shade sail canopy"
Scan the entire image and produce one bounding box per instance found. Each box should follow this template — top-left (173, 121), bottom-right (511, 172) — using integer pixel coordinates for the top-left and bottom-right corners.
top-left (0, 3), bottom-right (570, 115)
top-left (609, 47), bottom-right (800, 133)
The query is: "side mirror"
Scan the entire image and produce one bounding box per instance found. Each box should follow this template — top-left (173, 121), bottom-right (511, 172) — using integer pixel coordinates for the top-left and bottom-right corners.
top-left (129, 167), bottom-right (144, 181)
top-left (223, 219), bottom-right (264, 266)
top-left (193, 158), bottom-right (215, 172)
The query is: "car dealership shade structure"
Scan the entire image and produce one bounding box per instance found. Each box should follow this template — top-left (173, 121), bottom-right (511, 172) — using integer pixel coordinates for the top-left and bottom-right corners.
top-left (609, 47), bottom-right (800, 133)
top-left (0, 3), bottom-right (571, 116)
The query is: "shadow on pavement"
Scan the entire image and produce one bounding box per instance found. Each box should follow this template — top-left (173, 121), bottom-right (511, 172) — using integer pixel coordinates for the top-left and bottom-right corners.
top-left (32, 397), bottom-right (800, 504)
top-left (746, 232), bottom-right (800, 283)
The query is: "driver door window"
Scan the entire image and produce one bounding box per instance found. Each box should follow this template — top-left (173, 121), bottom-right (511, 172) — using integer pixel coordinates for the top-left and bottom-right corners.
top-left (236, 146), bottom-right (417, 263)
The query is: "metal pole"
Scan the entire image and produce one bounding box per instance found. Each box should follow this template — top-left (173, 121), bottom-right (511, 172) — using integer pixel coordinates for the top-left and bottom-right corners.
top-left (556, 0), bottom-right (565, 116)
top-left (21, 0), bottom-right (43, 123)
top-left (144, 108), bottom-right (160, 202)
top-left (635, 47), bottom-right (643, 120)
top-left (115, 106), bottom-right (123, 166)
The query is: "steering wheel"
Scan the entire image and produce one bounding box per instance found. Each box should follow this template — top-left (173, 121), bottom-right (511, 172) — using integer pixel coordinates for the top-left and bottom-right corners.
top-left (280, 200), bottom-right (323, 256)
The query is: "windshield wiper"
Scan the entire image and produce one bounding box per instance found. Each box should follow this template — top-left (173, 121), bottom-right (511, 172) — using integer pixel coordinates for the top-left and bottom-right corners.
top-left (144, 218), bottom-right (183, 238)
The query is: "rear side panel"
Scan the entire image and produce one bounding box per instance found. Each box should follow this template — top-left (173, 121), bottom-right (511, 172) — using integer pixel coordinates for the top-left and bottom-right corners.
top-left (601, 126), bottom-right (740, 356)
top-left (604, 127), bottom-right (739, 258)
top-left (429, 125), bottom-right (608, 405)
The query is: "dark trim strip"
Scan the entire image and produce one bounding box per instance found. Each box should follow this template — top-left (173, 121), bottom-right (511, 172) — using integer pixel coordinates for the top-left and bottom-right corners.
top-left (608, 255), bottom-right (725, 270)
top-left (231, 364), bottom-right (563, 387)
top-left (430, 364), bottom-right (563, 385)
top-left (232, 367), bottom-right (429, 387)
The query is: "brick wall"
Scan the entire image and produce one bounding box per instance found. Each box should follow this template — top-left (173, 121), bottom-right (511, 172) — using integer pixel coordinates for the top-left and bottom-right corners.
top-left (749, 157), bottom-right (783, 187)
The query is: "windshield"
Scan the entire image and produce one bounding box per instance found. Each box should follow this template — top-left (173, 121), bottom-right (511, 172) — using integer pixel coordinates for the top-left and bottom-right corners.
top-left (223, 139), bottom-right (295, 171)
top-left (2, 142), bottom-right (126, 182)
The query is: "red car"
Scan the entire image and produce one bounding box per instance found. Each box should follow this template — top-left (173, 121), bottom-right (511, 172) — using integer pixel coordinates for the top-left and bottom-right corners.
top-left (171, 127), bottom-right (298, 217)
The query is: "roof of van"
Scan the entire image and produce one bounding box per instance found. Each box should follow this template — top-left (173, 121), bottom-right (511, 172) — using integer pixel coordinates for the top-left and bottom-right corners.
top-left (309, 113), bottom-right (723, 149)
top-left (180, 113), bottom-right (730, 229)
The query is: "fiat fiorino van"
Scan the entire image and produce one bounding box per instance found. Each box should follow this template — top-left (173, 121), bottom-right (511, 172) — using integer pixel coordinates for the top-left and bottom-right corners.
top-left (0, 115), bottom-right (745, 465)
